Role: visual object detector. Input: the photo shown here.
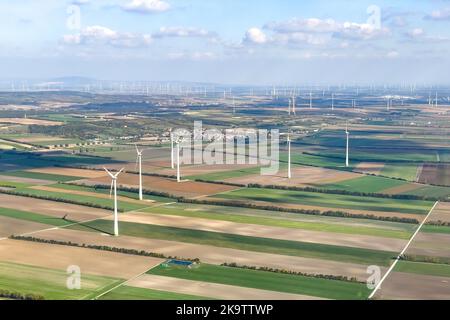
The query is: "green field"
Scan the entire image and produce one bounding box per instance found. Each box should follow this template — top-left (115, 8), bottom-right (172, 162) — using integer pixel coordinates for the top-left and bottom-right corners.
top-left (395, 260), bottom-right (450, 278)
top-left (421, 224), bottom-right (450, 235)
top-left (401, 185), bottom-right (450, 198)
top-left (73, 219), bottom-right (396, 266)
top-left (148, 263), bottom-right (371, 300)
top-left (321, 176), bottom-right (407, 193)
top-left (0, 262), bottom-right (121, 300)
top-left (187, 166), bottom-right (262, 181)
top-left (0, 180), bottom-right (33, 189)
top-left (10, 187), bottom-right (150, 212)
top-left (380, 163), bottom-right (419, 181)
top-left (213, 187), bottom-right (433, 215)
top-left (53, 183), bottom-right (173, 203)
top-left (0, 207), bottom-right (75, 227)
top-left (283, 152), bottom-right (357, 170)
top-left (143, 204), bottom-right (413, 239)
top-left (98, 285), bottom-right (210, 300)
top-left (1, 170), bottom-right (83, 182)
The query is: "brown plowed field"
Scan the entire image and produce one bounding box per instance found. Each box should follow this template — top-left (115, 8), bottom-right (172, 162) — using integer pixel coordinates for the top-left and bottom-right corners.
top-left (80, 173), bottom-right (239, 198)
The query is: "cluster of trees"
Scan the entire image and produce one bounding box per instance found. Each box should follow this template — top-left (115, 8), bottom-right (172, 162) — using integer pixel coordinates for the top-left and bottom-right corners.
top-left (11, 235), bottom-right (200, 263)
top-left (180, 198), bottom-right (419, 224)
top-left (194, 179), bottom-right (246, 187)
top-left (247, 183), bottom-right (441, 201)
top-left (221, 262), bottom-right (361, 283)
top-left (401, 254), bottom-right (450, 265)
top-left (0, 289), bottom-right (44, 300)
top-left (0, 189), bottom-right (118, 212)
top-left (426, 220), bottom-right (450, 227)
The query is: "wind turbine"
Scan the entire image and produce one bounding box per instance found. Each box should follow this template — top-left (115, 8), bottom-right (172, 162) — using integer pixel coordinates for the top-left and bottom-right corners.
top-left (170, 131), bottom-right (174, 169)
top-left (331, 93), bottom-right (335, 110)
top-left (287, 134), bottom-right (292, 179)
top-left (292, 95), bottom-right (296, 115)
top-left (309, 92), bottom-right (312, 109)
top-left (104, 167), bottom-right (124, 237)
top-left (135, 144), bottom-right (143, 201)
top-left (176, 139), bottom-right (181, 182)
top-left (345, 124), bottom-right (350, 168)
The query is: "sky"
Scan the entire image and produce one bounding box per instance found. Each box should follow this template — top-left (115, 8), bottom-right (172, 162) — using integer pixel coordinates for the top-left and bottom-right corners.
top-left (1, 0), bottom-right (450, 85)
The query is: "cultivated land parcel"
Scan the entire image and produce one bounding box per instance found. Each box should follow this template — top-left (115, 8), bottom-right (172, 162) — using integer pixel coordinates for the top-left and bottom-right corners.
top-left (0, 88), bottom-right (450, 300)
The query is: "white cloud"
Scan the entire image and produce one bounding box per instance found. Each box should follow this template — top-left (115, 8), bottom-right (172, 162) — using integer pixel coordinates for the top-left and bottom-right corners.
top-left (425, 8), bottom-right (450, 21)
top-left (406, 28), bottom-right (425, 38)
top-left (244, 28), bottom-right (268, 44)
top-left (71, 0), bottom-right (90, 5)
top-left (386, 51), bottom-right (399, 58)
top-left (122, 0), bottom-right (170, 13)
top-left (168, 51), bottom-right (216, 60)
top-left (404, 28), bottom-right (449, 43)
top-left (153, 27), bottom-right (212, 38)
top-left (273, 32), bottom-right (329, 45)
top-left (265, 18), bottom-right (340, 33)
top-left (334, 22), bottom-right (390, 40)
top-left (62, 25), bottom-right (152, 48)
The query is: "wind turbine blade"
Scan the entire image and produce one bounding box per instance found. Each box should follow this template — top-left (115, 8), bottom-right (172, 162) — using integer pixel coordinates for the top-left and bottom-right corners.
top-left (109, 180), bottom-right (113, 198)
top-left (135, 143), bottom-right (139, 154)
top-left (135, 156), bottom-right (138, 170)
top-left (104, 167), bottom-right (114, 178)
top-left (115, 168), bottom-right (125, 177)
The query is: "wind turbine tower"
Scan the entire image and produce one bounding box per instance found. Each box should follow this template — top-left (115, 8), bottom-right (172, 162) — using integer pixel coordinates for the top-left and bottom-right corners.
top-left (170, 131), bottom-right (174, 169)
top-left (435, 92), bottom-right (438, 107)
top-left (135, 145), bottom-right (143, 201)
top-left (287, 134), bottom-right (292, 179)
top-left (176, 140), bottom-right (181, 182)
top-left (292, 95), bottom-right (296, 115)
top-left (104, 168), bottom-right (124, 236)
top-left (309, 92), bottom-right (312, 109)
top-left (345, 125), bottom-right (350, 168)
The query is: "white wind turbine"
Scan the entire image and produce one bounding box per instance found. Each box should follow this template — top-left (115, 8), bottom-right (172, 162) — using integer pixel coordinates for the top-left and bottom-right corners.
top-left (280, 132), bottom-right (292, 179)
top-left (176, 139), bottom-right (181, 182)
top-left (134, 144), bottom-right (143, 201)
top-left (292, 95), bottom-right (296, 115)
top-left (104, 167), bottom-right (124, 236)
top-left (345, 124), bottom-right (350, 168)
top-left (331, 93), bottom-right (335, 110)
top-left (170, 130), bottom-right (174, 169)
top-left (171, 135), bottom-right (183, 182)
top-left (287, 133), bottom-right (292, 179)
top-left (309, 92), bottom-right (313, 109)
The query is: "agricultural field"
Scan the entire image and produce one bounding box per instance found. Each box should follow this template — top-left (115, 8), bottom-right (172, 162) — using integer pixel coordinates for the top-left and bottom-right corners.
top-left (1, 86), bottom-right (450, 302)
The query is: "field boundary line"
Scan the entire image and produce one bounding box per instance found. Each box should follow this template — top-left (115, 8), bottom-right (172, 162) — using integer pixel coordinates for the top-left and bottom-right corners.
top-left (368, 200), bottom-right (439, 299)
top-left (91, 262), bottom-right (162, 300)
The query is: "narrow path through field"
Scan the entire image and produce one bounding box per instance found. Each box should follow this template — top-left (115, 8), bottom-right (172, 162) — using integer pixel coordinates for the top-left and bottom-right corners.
top-left (368, 201), bottom-right (439, 299)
